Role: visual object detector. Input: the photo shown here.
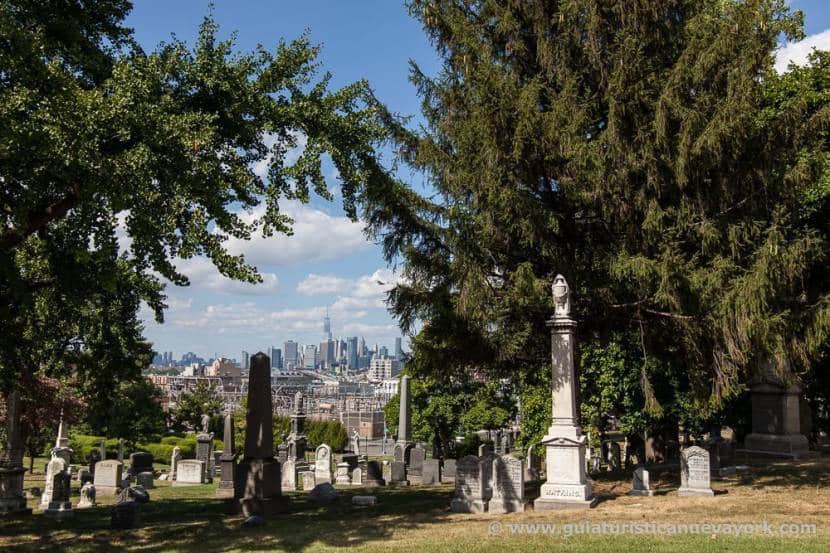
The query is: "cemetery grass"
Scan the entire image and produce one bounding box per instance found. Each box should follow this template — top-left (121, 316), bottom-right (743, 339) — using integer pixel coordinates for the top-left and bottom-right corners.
top-left (3, 454), bottom-right (830, 552)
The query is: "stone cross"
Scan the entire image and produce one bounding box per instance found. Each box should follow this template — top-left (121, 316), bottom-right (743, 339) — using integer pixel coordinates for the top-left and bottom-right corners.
top-left (535, 275), bottom-right (596, 510)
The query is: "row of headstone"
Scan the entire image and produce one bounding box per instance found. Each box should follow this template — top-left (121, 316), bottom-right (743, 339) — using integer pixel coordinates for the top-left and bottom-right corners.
top-left (450, 454), bottom-right (528, 513)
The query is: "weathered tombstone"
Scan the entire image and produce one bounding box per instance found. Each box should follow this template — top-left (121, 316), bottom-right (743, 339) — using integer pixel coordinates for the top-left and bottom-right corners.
top-left (93, 460), bottom-right (123, 496)
top-left (217, 412), bottom-right (236, 497)
top-left (276, 443), bottom-right (288, 465)
top-left (442, 459), bottom-right (456, 483)
top-left (364, 460), bottom-right (385, 487)
top-left (128, 452), bottom-right (153, 477)
top-left (136, 472), bottom-right (154, 489)
top-left (352, 466), bottom-right (363, 486)
top-left (40, 457), bottom-right (67, 509)
top-left (534, 276), bottom-right (596, 510)
top-left (170, 446), bottom-right (182, 480)
top-left (744, 367), bottom-right (809, 458)
top-left (281, 459), bottom-right (297, 491)
top-left (679, 446), bottom-right (714, 497)
top-left (196, 428), bottom-right (214, 484)
top-left (478, 444), bottom-right (493, 457)
top-left (390, 461), bottom-right (407, 485)
top-left (335, 462), bottom-right (351, 485)
top-left (117, 439), bottom-right (125, 464)
top-left (301, 471), bottom-right (316, 491)
top-left (450, 455), bottom-right (488, 513)
top-left (629, 466), bottom-right (654, 496)
top-left (77, 482), bottom-right (96, 509)
top-left (174, 460), bottom-right (205, 486)
top-left (86, 450), bottom-right (100, 478)
top-left (43, 469), bottom-right (73, 519)
top-left (408, 447), bottom-right (426, 481)
top-left (490, 455), bottom-right (527, 513)
top-left (422, 459), bottom-right (442, 485)
top-left (233, 352), bottom-right (288, 516)
top-left (314, 444), bottom-right (332, 485)
top-left (76, 468), bottom-right (91, 483)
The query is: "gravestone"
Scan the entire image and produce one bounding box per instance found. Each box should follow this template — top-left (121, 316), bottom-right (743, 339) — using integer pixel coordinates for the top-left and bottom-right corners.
top-left (490, 455), bottom-right (527, 513)
top-left (40, 457), bottom-right (68, 509)
top-left (422, 459), bottom-right (441, 485)
top-left (136, 472), bottom-right (154, 489)
top-left (301, 471), bottom-right (316, 491)
top-left (743, 372), bottom-right (809, 458)
top-left (394, 375), bottom-right (414, 463)
top-left (276, 443), bottom-right (288, 464)
top-left (86, 450), bottom-right (100, 478)
top-left (50, 415), bottom-right (73, 469)
top-left (314, 444), bottom-right (332, 485)
top-left (341, 453), bottom-right (359, 472)
top-left (629, 466), bottom-right (654, 496)
top-left (352, 495), bottom-right (377, 507)
top-left (679, 446), bottom-right (714, 497)
top-left (390, 461), bottom-right (407, 485)
top-left (196, 432), bottom-right (214, 484)
top-left (335, 462), bottom-right (351, 485)
top-left (93, 460), bottom-right (123, 496)
top-left (450, 455), bottom-right (488, 513)
top-left (218, 412), bottom-right (236, 497)
top-left (43, 469), bottom-right (73, 519)
top-left (174, 460), bottom-right (205, 486)
top-left (233, 352), bottom-right (287, 516)
top-left (408, 447), bottom-right (426, 481)
top-left (352, 466), bottom-right (363, 486)
top-left (77, 482), bottom-right (96, 509)
top-left (170, 447), bottom-right (182, 480)
top-left (364, 460), bottom-right (385, 487)
top-left (281, 459), bottom-right (297, 491)
top-left (76, 468), bottom-right (91, 483)
top-left (128, 452), bottom-right (153, 477)
top-left (442, 459), bottom-right (456, 483)
top-left (478, 444), bottom-right (493, 457)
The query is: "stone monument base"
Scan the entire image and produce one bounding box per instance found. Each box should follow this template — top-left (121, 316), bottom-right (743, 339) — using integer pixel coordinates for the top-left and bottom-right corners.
top-left (0, 466), bottom-right (31, 516)
top-left (231, 495), bottom-right (290, 517)
top-left (535, 483), bottom-right (597, 510)
top-left (678, 487), bottom-right (714, 497)
top-left (215, 485), bottom-right (235, 498)
top-left (489, 499), bottom-right (529, 513)
top-left (743, 433), bottom-right (809, 458)
top-left (95, 486), bottom-right (120, 496)
top-left (44, 501), bottom-right (73, 519)
top-left (450, 498), bottom-right (488, 513)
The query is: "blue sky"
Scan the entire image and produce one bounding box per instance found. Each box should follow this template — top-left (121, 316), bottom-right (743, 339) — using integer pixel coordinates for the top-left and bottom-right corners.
top-left (128, 1), bottom-right (830, 362)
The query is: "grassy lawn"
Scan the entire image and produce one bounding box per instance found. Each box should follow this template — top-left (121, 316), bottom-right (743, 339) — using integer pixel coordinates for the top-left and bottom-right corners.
top-left (2, 453), bottom-right (829, 552)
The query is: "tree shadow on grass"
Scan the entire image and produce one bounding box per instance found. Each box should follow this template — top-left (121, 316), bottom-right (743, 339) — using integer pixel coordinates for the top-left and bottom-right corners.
top-left (0, 485), bottom-right (458, 553)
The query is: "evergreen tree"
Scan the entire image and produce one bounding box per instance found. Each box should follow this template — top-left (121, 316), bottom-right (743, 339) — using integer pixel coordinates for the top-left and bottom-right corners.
top-left (365, 1), bottom-right (830, 425)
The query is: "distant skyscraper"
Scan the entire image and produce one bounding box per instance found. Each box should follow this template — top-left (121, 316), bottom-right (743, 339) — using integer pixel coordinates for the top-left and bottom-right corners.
top-left (358, 337), bottom-right (366, 357)
top-left (284, 340), bottom-right (299, 369)
top-left (379, 346), bottom-right (389, 358)
top-left (269, 347), bottom-right (282, 370)
top-left (304, 344), bottom-right (318, 369)
top-left (241, 350), bottom-right (250, 371)
top-left (323, 310), bottom-right (332, 341)
top-left (347, 337), bottom-right (359, 369)
top-left (319, 340), bottom-right (335, 369)
top-left (395, 337), bottom-right (403, 361)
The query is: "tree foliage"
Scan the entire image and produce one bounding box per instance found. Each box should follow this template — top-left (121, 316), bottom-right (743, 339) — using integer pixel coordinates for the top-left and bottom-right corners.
top-left (172, 380), bottom-right (224, 435)
top-left (365, 0), bottom-right (830, 427)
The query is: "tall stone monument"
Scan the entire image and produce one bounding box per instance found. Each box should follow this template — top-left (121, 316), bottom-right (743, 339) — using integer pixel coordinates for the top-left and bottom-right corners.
top-left (393, 374), bottom-right (414, 468)
top-left (233, 352), bottom-right (288, 516)
top-left (744, 363), bottom-right (809, 458)
top-left (217, 412), bottom-right (236, 497)
top-left (534, 275), bottom-right (596, 510)
top-left (0, 390), bottom-right (31, 516)
top-left (51, 411), bottom-right (73, 469)
top-left (196, 413), bottom-right (214, 483)
top-left (282, 391), bottom-right (310, 491)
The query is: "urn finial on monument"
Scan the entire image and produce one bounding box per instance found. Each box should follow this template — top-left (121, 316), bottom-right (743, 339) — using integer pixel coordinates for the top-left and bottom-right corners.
top-left (552, 274), bottom-right (570, 318)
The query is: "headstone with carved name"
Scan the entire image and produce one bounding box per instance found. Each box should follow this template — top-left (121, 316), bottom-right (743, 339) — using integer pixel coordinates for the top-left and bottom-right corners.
top-left (422, 459), bottom-right (442, 485)
top-left (314, 444), bottom-right (332, 485)
top-left (93, 460), bottom-right (123, 496)
top-left (679, 446), bottom-right (714, 497)
top-left (490, 455), bottom-right (527, 513)
top-left (174, 460), bottom-right (205, 486)
top-left (450, 455), bottom-right (489, 513)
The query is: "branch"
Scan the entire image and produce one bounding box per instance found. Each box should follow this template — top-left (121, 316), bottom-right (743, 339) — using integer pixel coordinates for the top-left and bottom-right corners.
top-left (0, 187), bottom-right (80, 250)
top-left (642, 308), bottom-right (694, 321)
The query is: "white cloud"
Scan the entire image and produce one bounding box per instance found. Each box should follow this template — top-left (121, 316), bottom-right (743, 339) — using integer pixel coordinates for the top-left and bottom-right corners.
top-left (223, 201), bottom-right (370, 267)
top-left (296, 273), bottom-right (352, 295)
top-left (174, 257), bottom-right (279, 296)
top-left (775, 28), bottom-right (830, 73)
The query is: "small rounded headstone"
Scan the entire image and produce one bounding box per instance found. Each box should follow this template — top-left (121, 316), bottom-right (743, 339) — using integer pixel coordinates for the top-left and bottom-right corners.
top-left (309, 482), bottom-right (339, 504)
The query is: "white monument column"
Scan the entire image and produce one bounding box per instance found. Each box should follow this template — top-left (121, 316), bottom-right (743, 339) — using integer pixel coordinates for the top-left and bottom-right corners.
top-left (534, 275), bottom-right (596, 510)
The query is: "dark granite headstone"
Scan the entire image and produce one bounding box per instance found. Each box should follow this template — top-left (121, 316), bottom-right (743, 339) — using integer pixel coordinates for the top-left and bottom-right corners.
top-left (364, 460), bottom-right (385, 487)
top-left (128, 452), bottom-right (153, 477)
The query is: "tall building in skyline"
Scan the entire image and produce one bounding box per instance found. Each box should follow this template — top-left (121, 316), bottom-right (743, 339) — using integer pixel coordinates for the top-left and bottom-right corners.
top-left (269, 347), bottom-right (282, 370)
top-left (323, 310), bottom-right (332, 341)
top-left (303, 344), bottom-right (318, 369)
top-left (347, 336), bottom-right (359, 369)
top-left (284, 340), bottom-right (299, 370)
top-left (395, 337), bottom-right (403, 361)
top-left (241, 350), bottom-right (250, 371)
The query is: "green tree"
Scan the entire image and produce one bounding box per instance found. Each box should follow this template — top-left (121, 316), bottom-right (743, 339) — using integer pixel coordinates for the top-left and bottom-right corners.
top-left (84, 378), bottom-right (167, 444)
top-left (365, 0), bottom-right (830, 428)
top-left (172, 381), bottom-right (223, 434)
top-left (0, 1), bottom-right (396, 464)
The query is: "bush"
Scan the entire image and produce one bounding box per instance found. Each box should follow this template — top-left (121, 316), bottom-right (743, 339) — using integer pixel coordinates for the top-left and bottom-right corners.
top-left (140, 442), bottom-right (176, 465)
top-left (307, 419), bottom-right (348, 451)
top-left (65, 434), bottom-right (106, 464)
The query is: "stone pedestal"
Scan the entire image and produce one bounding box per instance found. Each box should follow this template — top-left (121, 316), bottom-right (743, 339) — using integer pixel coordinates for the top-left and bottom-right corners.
top-left (196, 434), bottom-right (214, 483)
top-left (44, 471), bottom-right (73, 519)
top-left (0, 465), bottom-right (30, 516)
top-left (217, 412), bottom-right (236, 498)
top-left (534, 276), bottom-right (596, 511)
top-left (231, 352), bottom-right (289, 516)
top-left (744, 382), bottom-right (809, 458)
